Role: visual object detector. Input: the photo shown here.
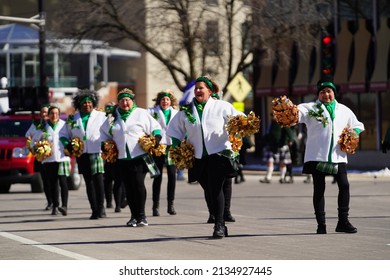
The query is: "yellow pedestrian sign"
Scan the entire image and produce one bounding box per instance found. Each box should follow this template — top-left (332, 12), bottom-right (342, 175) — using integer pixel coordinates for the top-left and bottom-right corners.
top-left (227, 72), bottom-right (252, 102)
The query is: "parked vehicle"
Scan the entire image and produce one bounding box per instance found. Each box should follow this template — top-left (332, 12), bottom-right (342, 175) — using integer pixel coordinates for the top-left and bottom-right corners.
top-left (0, 112), bottom-right (81, 193)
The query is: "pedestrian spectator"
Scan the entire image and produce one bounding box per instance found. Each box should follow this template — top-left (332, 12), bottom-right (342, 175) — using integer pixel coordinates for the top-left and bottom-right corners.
top-left (25, 104), bottom-right (51, 210)
top-left (259, 114), bottom-right (295, 184)
top-left (176, 168), bottom-right (186, 181)
top-left (102, 101), bottom-right (125, 213)
top-left (235, 136), bottom-right (252, 184)
top-left (147, 89), bottom-right (179, 216)
top-left (274, 77), bottom-right (365, 234)
top-left (167, 76), bottom-right (244, 238)
top-left (100, 88), bottom-right (162, 227)
top-left (381, 125), bottom-right (390, 153)
top-left (61, 89), bottom-right (107, 220)
top-left (30, 105), bottom-right (70, 216)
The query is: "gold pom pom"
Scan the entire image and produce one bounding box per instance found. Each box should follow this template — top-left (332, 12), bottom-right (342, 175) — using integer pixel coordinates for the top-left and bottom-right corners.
top-left (33, 139), bottom-right (52, 162)
top-left (101, 140), bottom-right (119, 163)
top-left (226, 111), bottom-right (261, 138)
top-left (64, 137), bottom-right (84, 157)
top-left (169, 141), bottom-right (195, 170)
top-left (272, 95), bottom-right (299, 127)
top-left (338, 127), bottom-right (359, 154)
top-left (226, 111), bottom-right (260, 151)
top-left (229, 134), bottom-right (243, 153)
top-left (26, 136), bottom-right (34, 154)
top-left (138, 135), bottom-right (166, 157)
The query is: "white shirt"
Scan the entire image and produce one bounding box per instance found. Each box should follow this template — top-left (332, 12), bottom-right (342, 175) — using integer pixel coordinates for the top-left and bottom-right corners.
top-left (298, 99), bottom-right (365, 163)
top-left (147, 106), bottom-right (178, 145)
top-left (64, 109), bottom-right (107, 154)
top-left (167, 98), bottom-right (243, 159)
top-left (100, 107), bottom-right (162, 159)
top-left (30, 119), bottom-right (70, 163)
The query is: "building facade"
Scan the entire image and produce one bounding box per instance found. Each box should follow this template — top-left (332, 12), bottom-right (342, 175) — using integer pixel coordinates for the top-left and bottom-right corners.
top-left (253, 0), bottom-right (390, 169)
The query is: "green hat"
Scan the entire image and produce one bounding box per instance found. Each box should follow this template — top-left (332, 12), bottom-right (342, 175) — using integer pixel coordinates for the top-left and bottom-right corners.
top-left (317, 78), bottom-right (337, 94)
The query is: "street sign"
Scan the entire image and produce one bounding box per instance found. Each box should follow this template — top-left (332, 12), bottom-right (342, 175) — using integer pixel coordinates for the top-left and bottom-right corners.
top-left (227, 72), bottom-right (252, 102)
top-left (232, 101), bottom-right (245, 112)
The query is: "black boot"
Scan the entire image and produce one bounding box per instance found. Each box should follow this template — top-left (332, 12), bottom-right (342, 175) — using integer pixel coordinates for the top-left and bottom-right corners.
top-left (335, 208), bottom-right (357, 233)
top-left (207, 214), bottom-right (215, 223)
top-left (212, 222), bottom-right (228, 239)
top-left (90, 210), bottom-right (99, 220)
top-left (167, 200), bottom-right (176, 215)
top-left (315, 212), bottom-right (327, 234)
top-left (98, 208), bottom-right (107, 218)
top-left (152, 201), bottom-right (160, 216)
top-left (224, 210), bottom-right (236, 222)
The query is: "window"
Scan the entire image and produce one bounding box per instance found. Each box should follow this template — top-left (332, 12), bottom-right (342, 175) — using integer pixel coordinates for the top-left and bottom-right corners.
top-left (205, 20), bottom-right (220, 56)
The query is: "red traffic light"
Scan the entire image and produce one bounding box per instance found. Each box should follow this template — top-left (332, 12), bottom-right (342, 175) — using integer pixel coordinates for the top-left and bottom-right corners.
top-left (322, 36), bottom-right (333, 45)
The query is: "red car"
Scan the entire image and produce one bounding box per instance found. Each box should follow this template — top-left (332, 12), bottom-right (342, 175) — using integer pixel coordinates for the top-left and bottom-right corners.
top-left (0, 113), bottom-right (81, 193)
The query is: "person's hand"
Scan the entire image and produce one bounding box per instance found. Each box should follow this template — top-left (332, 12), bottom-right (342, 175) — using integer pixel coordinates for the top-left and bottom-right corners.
top-left (381, 141), bottom-right (388, 154)
top-left (64, 142), bottom-right (73, 156)
top-left (154, 135), bottom-right (162, 148)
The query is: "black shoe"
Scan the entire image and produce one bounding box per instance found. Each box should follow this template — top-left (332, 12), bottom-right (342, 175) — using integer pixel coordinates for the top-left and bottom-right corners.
top-left (137, 217), bottom-right (148, 227)
top-left (58, 206), bottom-right (67, 216)
top-left (335, 221), bottom-right (357, 233)
top-left (121, 198), bottom-right (128, 209)
top-left (167, 204), bottom-right (176, 215)
top-left (207, 214), bottom-right (215, 223)
top-left (126, 217), bottom-right (137, 227)
top-left (212, 224), bottom-right (228, 239)
top-left (99, 209), bottom-right (107, 218)
top-left (115, 207), bottom-right (121, 213)
top-left (90, 211), bottom-right (99, 220)
top-left (316, 224), bottom-right (327, 234)
top-left (224, 212), bottom-right (236, 222)
top-left (51, 207), bottom-right (58, 215)
top-left (153, 207), bottom-right (160, 216)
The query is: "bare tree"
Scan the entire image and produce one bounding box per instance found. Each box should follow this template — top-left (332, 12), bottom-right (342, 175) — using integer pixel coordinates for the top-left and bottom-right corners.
top-left (55, 0), bottom-right (331, 92)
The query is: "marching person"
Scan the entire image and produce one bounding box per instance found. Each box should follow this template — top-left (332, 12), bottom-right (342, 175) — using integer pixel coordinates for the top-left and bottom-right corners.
top-left (30, 105), bottom-right (70, 216)
top-left (100, 88), bottom-right (162, 227)
top-left (26, 104), bottom-right (52, 210)
top-left (295, 78), bottom-right (365, 234)
top-left (102, 101), bottom-right (125, 213)
top-left (61, 89), bottom-right (107, 220)
top-left (147, 89), bottom-right (179, 216)
top-left (167, 76), bottom-right (243, 239)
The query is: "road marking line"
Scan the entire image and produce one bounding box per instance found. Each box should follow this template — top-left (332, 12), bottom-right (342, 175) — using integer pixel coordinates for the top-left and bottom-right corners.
top-left (0, 231), bottom-right (95, 260)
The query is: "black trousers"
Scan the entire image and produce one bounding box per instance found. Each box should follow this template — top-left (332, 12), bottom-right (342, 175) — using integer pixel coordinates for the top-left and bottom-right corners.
top-left (77, 154), bottom-right (105, 213)
top-left (118, 158), bottom-right (148, 219)
top-left (34, 159), bottom-right (51, 205)
top-left (152, 155), bottom-right (176, 203)
top-left (305, 162), bottom-right (350, 216)
top-left (195, 154), bottom-right (233, 225)
top-left (104, 161), bottom-right (124, 208)
top-left (43, 162), bottom-right (68, 208)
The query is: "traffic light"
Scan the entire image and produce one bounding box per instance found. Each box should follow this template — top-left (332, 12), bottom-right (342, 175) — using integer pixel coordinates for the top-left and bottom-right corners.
top-left (320, 34), bottom-right (335, 77)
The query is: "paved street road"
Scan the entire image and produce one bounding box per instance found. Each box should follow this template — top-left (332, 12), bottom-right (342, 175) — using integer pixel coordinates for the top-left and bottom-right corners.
top-left (0, 173), bottom-right (389, 260)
